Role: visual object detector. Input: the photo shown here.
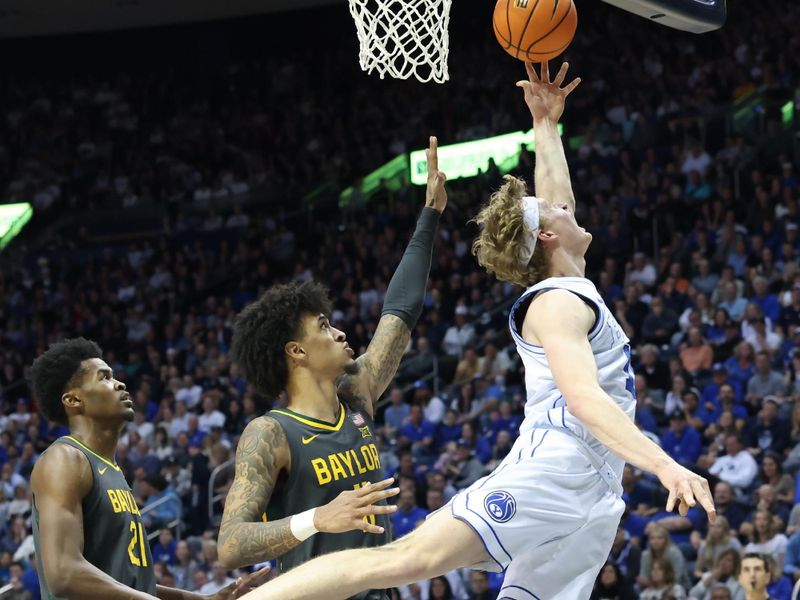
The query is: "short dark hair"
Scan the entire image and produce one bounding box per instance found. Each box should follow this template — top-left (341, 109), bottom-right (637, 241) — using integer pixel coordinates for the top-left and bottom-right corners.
top-left (742, 552), bottom-right (769, 573)
top-left (231, 281), bottom-right (333, 398)
top-left (31, 338), bottom-right (103, 426)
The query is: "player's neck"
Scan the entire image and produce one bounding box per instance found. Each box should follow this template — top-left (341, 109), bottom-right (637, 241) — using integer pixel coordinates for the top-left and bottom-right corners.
top-left (69, 421), bottom-right (122, 462)
top-left (285, 371), bottom-right (341, 423)
top-left (547, 248), bottom-right (586, 278)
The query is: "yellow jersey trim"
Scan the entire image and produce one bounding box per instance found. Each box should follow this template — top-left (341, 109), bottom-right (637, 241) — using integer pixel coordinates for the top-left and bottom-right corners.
top-left (64, 436), bottom-right (122, 471)
top-left (271, 403), bottom-right (346, 432)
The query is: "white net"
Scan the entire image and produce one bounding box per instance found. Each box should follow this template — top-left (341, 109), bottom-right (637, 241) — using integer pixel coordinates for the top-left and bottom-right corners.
top-left (348, 0), bottom-right (452, 84)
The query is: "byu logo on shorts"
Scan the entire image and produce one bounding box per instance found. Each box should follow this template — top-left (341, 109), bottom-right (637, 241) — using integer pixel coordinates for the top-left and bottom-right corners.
top-left (484, 491), bottom-right (516, 523)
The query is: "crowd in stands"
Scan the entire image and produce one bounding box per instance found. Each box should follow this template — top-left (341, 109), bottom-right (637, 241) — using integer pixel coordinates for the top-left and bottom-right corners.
top-left (0, 0), bottom-right (799, 598)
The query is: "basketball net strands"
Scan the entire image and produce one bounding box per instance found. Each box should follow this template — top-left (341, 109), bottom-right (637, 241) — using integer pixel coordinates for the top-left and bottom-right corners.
top-left (348, 0), bottom-right (453, 84)
top-left (347, 0), bottom-right (726, 85)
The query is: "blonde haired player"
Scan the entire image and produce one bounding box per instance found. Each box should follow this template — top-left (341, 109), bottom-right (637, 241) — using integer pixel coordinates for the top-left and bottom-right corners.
top-left (237, 62), bottom-right (716, 600)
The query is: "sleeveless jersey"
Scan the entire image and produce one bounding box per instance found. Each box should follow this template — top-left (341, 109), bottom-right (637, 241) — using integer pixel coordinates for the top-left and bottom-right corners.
top-left (508, 276), bottom-right (637, 481)
top-left (267, 401), bottom-right (390, 600)
top-left (32, 436), bottom-right (156, 599)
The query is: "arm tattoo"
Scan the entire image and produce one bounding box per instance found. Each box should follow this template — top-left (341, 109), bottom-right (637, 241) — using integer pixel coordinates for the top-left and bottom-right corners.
top-left (218, 417), bottom-right (298, 568)
top-left (339, 315), bottom-right (411, 413)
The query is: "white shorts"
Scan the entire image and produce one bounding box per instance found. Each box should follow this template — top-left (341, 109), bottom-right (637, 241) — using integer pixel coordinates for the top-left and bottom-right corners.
top-left (447, 428), bottom-right (625, 600)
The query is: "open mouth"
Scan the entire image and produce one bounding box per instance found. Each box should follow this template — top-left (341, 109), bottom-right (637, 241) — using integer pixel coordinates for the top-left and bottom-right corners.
top-left (344, 345), bottom-right (354, 356)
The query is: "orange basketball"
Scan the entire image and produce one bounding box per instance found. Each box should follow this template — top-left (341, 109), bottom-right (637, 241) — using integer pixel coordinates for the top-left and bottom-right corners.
top-left (494, 0), bottom-right (578, 62)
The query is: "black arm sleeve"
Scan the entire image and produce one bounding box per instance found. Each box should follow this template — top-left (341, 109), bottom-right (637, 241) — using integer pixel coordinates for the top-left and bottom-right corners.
top-left (381, 207), bottom-right (440, 329)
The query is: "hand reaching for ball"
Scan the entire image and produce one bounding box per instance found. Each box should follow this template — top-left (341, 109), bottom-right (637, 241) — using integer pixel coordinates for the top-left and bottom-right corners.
top-left (516, 61), bottom-right (581, 123)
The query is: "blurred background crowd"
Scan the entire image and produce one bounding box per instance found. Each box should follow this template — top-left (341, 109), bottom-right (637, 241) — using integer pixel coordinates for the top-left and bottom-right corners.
top-left (0, 0), bottom-right (800, 598)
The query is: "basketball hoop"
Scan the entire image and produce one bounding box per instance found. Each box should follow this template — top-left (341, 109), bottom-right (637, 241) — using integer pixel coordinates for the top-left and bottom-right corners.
top-left (348, 0), bottom-right (452, 84)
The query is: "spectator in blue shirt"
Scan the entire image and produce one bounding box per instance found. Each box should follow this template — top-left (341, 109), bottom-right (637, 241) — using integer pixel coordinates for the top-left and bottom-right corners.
top-left (382, 386), bottom-right (411, 435)
top-left (751, 276), bottom-right (781, 323)
top-left (140, 474), bottom-right (180, 530)
top-left (433, 409), bottom-right (462, 450)
top-left (390, 488), bottom-right (428, 538)
top-left (702, 364), bottom-right (744, 406)
top-left (152, 528), bottom-right (178, 565)
top-left (661, 411), bottom-right (702, 467)
top-left (399, 405), bottom-right (435, 460)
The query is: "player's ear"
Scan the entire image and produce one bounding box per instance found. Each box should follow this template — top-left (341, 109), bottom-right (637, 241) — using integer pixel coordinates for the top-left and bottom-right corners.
top-left (62, 390), bottom-right (83, 412)
top-left (285, 341), bottom-right (306, 361)
top-left (538, 230), bottom-right (558, 244)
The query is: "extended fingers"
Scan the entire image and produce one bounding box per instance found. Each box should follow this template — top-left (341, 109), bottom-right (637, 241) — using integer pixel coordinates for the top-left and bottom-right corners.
top-left (361, 487), bottom-right (401, 506)
top-left (692, 478), bottom-right (717, 521)
top-left (563, 77), bottom-right (581, 96)
top-left (355, 477), bottom-right (395, 496)
top-left (525, 61), bottom-right (539, 83)
top-left (427, 136), bottom-right (439, 172)
top-left (356, 519), bottom-right (386, 534)
top-left (553, 62), bottom-right (569, 86)
top-left (362, 503), bottom-right (398, 516)
top-left (541, 61), bottom-right (550, 83)
top-left (666, 487), bottom-right (676, 512)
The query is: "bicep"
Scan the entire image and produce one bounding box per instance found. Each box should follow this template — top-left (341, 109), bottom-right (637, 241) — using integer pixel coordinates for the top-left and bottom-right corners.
top-left (30, 452), bottom-right (90, 582)
top-left (530, 292), bottom-right (600, 403)
top-left (221, 417), bottom-right (287, 528)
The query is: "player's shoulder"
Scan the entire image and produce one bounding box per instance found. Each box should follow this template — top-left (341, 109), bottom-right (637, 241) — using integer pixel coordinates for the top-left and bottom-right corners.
top-left (238, 415), bottom-right (290, 463)
top-left (31, 441), bottom-right (92, 494)
top-left (242, 413), bottom-right (285, 439)
top-left (529, 288), bottom-right (595, 331)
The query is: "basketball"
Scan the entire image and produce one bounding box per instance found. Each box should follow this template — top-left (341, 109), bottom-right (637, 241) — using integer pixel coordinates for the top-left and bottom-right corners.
top-left (493, 0), bottom-right (578, 62)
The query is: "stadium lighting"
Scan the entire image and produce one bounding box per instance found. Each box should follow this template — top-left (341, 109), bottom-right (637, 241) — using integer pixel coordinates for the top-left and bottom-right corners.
top-left (0, 203), bottom-right (33, 252)
top-left (783, 101), bottom-right (795, 127)
top-left (409, 125), bottom-right (564, 186)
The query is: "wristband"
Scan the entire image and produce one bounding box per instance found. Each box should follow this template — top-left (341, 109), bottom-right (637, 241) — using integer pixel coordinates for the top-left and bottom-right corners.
top-left (290, 508), bottom-right (318, 542)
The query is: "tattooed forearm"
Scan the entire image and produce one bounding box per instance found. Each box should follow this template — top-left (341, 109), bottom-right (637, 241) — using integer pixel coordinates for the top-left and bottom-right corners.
top-left (362, 315), bottom-right (411, 400)
top-left (218, 416), bottom-right (297, 568)
top-left (337, 315), bottom-right (410, 414)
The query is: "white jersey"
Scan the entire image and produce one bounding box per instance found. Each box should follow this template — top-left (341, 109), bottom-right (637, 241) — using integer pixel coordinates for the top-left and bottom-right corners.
top-left (508, 276), bottom-right (636, 481)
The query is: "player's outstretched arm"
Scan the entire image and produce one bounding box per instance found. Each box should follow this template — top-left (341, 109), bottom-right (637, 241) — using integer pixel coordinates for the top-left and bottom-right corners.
top-left (527, 290), bottom-right (717, 521)
top-left (156, 567), bottom-right (271, 600)
top-left (218, 417), bottom-right (398, 569)
top-left (30, 445), bottom-right (160, 600)
top-left (338, 136), bottom-right (446, 416)
top-left (516, 61), bottom-right (580, 213)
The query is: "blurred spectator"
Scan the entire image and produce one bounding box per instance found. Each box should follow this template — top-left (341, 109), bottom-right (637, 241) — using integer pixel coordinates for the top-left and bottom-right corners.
top-left (442, 307), bottom-right (476, 358)
top-left (642, 297), bottom-right (680, 346)
top-left (638, 525), bottom-right (688, 590)
top-left (661, 411), bottom-right (702, 467)
top-left (689, 549), bottom-right (745, 600)
top-left (391, 489), bottom-right (428, 539)
top-left (199, 561), bottom-right (235, 595)
top-left (590, 561), bottom-right (636, 600)
top-left (639, 556), bottom-right (686, 600)
top-left (708, 435), bottom-right (759, 493)
top-left (466, 571), bottom-right (495, 600)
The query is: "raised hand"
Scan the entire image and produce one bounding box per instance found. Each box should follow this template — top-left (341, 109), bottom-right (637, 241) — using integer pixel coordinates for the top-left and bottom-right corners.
top-left (516, 61), bottom-right (581, 123)
top-left (210, 566), bottom-right (272, 599)
top-left (313, 477), bottom-right (399, 534)
top-left (425, 136), bottom-right (448, 214)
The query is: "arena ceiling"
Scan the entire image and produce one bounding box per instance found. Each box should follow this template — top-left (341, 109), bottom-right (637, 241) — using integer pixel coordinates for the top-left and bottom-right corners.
top-left (0, 0), bottom-right (341, 38)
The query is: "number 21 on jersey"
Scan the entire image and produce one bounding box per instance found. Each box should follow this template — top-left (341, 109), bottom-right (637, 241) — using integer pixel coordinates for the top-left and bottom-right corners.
top-left (128, 520), bottom-right (149, 567)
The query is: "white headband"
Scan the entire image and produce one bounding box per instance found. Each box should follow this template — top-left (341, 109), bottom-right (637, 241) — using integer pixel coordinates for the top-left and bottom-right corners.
top-left (518, 196), bottom-right (541, 266)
